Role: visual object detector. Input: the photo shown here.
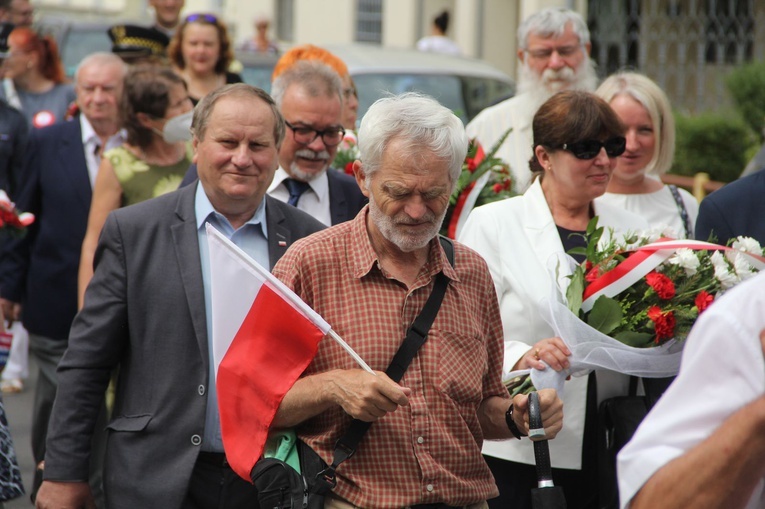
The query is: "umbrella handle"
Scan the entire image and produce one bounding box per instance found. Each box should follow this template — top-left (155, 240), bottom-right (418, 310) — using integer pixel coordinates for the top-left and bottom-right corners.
top-left (529, 391), bottom-right (554, 488)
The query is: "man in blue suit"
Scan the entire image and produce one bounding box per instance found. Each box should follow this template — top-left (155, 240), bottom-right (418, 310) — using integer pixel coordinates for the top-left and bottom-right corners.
top-left (0, 52), bottom-right (127, 503)
top-left (181, 60), bottom-right (366, 225)
top-left (695, 170), bottom-right (765, 244)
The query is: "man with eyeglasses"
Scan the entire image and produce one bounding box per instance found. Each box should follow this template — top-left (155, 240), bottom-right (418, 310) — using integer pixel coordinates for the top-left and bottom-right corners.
top-left (466, 7), bottom-right (598, 193)
top-left (267, 59), bottom-right (367, 226)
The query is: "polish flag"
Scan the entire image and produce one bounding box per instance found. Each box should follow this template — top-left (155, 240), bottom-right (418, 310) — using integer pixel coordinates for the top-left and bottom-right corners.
top-left (206, 223), bottom-right (330, 481)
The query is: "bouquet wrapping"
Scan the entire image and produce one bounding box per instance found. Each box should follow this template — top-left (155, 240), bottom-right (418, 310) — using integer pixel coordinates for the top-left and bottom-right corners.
top-left (506, 220), bottom-right (765, 397)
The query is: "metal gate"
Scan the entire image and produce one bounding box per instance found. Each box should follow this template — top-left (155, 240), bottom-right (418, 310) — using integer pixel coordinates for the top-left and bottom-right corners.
top-left (588, 0), bottom-right (764, 113)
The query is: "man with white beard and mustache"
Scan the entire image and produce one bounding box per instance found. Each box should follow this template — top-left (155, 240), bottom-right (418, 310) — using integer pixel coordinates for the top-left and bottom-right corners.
top-left (466, 7), bottom-right (598, 192)
top-left (267, 60), bottom-right (367, 225)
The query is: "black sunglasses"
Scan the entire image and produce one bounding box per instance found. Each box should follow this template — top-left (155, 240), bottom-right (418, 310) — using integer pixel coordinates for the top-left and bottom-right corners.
top-left (186, 13), bottom-right (218, 23)
top-left (558, 136), bottom-right (626, 160)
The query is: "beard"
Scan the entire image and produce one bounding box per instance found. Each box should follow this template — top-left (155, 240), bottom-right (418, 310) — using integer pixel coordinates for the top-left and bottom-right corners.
top-left (288, 148), bottom-right (332, 182)
top-left (516, 56), bottom-right (599, 112)
top-left (367, 192), bottom-right (447, 253)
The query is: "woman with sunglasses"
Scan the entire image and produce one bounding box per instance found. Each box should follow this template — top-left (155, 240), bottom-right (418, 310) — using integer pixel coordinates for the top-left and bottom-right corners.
top-left (595, 72), bottom-right (698, 239)
top-left (459, 90), bottom-right (648, 508)
top-left (77, 65), bottom-right (194, 305)
top-left (167, 13), bottom-right (242, 105)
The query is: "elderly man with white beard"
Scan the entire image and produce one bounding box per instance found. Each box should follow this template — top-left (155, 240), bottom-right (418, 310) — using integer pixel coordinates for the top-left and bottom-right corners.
top-left (466, 7), bottom-right (598, 192)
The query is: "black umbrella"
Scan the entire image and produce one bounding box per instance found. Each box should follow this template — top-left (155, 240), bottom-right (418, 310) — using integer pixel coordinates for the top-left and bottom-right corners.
top-left (529, 391), bottom-right (567, 509)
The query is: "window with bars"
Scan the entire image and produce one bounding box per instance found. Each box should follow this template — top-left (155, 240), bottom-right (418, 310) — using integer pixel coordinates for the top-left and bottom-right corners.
top-left (356, 0), bottom-right (382, 43)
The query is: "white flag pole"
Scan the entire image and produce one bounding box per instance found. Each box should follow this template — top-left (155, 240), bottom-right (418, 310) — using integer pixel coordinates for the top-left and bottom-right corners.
top-left (328, 329), bottom-right (375, 374)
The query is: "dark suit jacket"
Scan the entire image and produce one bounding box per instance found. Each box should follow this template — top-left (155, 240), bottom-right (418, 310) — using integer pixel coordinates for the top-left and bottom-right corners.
top-left (43, 183), bottom-right (325, 508)
top-left (695, 171), bottom-right (765, 244)
top-left (325, 168), bottom-right (367, 225)
top-left (0, 100), bottom-right (27, 197)
top-left (0, 119), bottom-right (90, 339)
top-left (180, 164), bottom-right (367, 225)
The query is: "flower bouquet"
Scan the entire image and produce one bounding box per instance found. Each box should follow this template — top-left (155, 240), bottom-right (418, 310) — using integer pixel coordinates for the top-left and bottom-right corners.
top-left (0, 190), bottom-right (33, 236)
top-left (506, 218), bottom-right (765, 397)
top-left (441, 128), bottom-right (516, 239)
top-left (333, 131), bottom-right (360, 176)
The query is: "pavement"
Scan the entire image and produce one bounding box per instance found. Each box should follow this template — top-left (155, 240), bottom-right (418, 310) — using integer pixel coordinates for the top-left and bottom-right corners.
top-left (3, 355), bottom-right (38, 508)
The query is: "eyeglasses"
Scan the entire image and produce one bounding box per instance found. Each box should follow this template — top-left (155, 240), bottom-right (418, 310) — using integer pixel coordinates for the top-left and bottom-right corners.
top-left (558, 136), bottom-right (627, 160)
top-left (525, 45), bottom-right (581, 61)
top-left (185, 13), bottom-right (218, 23)
top-left (285, 121), bottom-right (346, 147)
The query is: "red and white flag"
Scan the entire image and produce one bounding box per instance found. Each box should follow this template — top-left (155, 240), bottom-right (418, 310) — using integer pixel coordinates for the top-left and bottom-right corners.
top-left (206, 223), bottom-right (330, 481)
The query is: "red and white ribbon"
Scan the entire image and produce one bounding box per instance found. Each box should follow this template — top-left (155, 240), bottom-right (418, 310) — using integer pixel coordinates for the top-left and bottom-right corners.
top-left (581, 239), bottom-right (765, 312)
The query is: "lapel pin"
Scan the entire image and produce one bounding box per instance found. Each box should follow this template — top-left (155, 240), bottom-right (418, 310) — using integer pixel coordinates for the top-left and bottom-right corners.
top-left (278, 241), bottom-right (287, 247)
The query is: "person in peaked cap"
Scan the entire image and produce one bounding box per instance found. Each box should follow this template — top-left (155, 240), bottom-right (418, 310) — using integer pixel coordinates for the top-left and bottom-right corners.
top-left (108, 24), bottom-right (170, 64)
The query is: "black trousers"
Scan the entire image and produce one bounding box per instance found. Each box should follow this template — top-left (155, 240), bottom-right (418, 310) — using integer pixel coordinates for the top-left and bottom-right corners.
top-left (487, 373), bottom-right (599, 509)
top-left (182, 454), bottom-right (259, 509)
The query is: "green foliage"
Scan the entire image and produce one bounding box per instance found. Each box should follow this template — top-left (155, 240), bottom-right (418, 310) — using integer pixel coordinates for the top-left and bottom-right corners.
top-left (587, 296), bottom-right (623, 335)
top-left (726, 62), bottom-right (765, 143)
top-left (672, 112), bottom-right (755, 183)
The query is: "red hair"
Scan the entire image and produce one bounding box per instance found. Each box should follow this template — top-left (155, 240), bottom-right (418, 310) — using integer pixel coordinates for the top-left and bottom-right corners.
top-left (8, 27), bottom-right (65, 83)
top-left (272, 44), bottom-right (349, 81)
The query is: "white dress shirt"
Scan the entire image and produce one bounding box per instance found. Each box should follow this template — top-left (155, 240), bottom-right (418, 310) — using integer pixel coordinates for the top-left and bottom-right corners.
top-left (79, 115), bottom-right (126, 187)
top-left (268, 167), bottom-right (332, 226)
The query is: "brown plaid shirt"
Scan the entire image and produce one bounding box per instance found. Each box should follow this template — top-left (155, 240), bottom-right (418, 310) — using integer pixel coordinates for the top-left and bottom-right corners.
top-left (273, 208), bottom-right (507, 508)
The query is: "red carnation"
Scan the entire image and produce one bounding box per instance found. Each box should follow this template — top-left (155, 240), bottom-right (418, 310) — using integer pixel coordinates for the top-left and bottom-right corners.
top-left (695, 290), bottom-right (714, 313)
top-left (647, 305), bottom-right (676, 343)
top-left (344, 162), bottom-right (354, 175)
top-left (466, 157), bottom-right (477, 173)
top-left (646, 271), bottom-right (676, 300)
top-left (492, 183), bottom-right (503, 193)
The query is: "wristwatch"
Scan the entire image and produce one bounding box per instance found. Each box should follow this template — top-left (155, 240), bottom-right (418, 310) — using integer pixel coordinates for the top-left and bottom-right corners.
top-left (505, 403), bottom-right (527, 440)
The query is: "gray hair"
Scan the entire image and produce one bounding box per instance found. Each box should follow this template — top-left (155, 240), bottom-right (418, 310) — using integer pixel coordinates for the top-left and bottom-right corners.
top-left (517, 7), bottom-right (590, 50)
top-left (358, 92), bottom-right (467, 186)
top-left (270, 60), bottom-right (343, 109)
top-left (191, 83), bottom-right (285, 148)
top-left (74, 52), bottom-right (127, 83)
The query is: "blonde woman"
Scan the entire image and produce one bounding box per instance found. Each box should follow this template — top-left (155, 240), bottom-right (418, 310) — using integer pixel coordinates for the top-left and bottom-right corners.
top-left (595, 72), bottom-right (698, 238)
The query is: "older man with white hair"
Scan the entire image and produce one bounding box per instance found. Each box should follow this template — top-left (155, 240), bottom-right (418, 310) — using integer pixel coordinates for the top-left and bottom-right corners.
top-left (272, 93), bottom-right (564, 508)
top-left (466, 7), bottom-right (598, 192)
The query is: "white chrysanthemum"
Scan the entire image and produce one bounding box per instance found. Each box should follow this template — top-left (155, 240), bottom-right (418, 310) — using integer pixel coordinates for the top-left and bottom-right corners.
top-left (714, 263), bottom-right (740, 289)
top-left (731, 252), bottom-right (757, 281)
top-left (710, 250), bottom-right (728, 270)
top-left (640, 227), bottom-right (665, 243)
top-left (732, 236), bottom-right (762, 255)
top-left (667, 248), bottom-right (700, 276)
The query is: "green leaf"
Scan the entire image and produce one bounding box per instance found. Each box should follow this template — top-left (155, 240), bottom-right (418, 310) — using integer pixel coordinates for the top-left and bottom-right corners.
top-left (614, 331), bottom-right (655, 348)
top-left (567, 246), bottom-right (587, 257)
top-left (566, 266), bottom-right (585, 315)
top-left (587, 296), bottom-right (623, 335)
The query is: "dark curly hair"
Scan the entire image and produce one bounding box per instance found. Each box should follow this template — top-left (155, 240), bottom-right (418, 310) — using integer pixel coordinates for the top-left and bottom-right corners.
top-left (166, 13), bottom-right (233, 75)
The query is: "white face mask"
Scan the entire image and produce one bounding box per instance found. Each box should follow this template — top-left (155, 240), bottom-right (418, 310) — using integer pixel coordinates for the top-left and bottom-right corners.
top-left (158, 109), bottom-right (193, 143)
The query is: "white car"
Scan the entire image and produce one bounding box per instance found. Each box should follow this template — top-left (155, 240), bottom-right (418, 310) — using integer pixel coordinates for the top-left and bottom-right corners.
top-left (238, 43), bottom-right (515, 125)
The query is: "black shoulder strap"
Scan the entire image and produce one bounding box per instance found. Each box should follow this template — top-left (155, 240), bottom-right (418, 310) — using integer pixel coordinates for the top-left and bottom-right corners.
top-left (668, 185), bottom-right (694, 239)
top-left (313, 236), bottom-right (455, 493)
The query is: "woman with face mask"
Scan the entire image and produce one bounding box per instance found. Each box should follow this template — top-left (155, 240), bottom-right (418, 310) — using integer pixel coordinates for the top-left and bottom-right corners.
top-left (77, 65), bottom-right (194, 306)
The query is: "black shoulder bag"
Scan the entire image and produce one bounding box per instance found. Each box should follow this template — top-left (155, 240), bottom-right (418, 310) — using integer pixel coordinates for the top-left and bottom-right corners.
top-left (251, 237), bottom-right (455, 509)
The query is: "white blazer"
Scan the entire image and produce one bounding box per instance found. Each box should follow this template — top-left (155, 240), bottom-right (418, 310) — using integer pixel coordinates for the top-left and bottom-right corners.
top-left (459, 179), bottom-right (649, 468)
